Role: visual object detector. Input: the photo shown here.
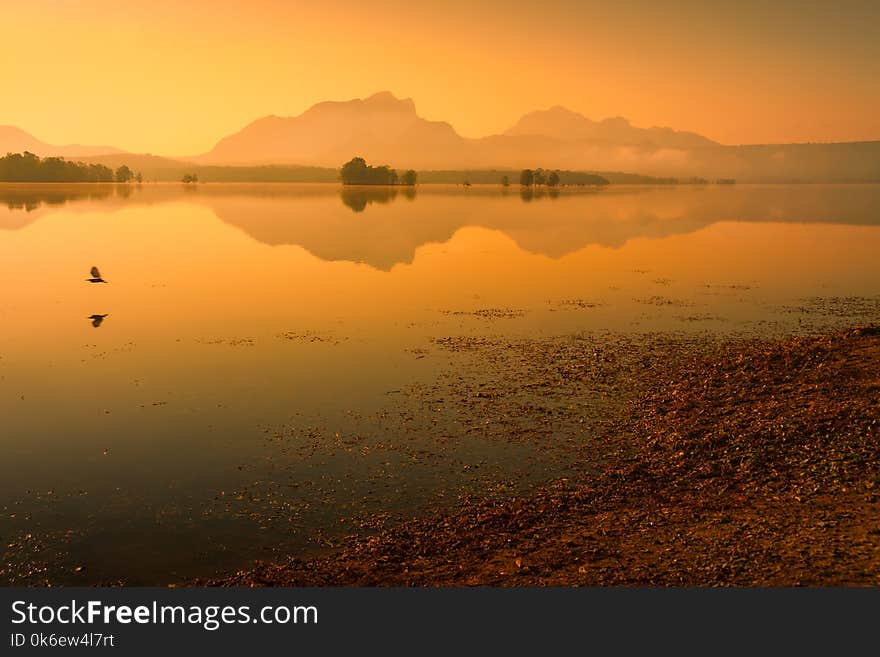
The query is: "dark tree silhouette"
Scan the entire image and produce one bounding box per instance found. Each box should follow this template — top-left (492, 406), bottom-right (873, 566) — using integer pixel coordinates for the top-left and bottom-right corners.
top-left (534, 168), bottom-right (547, 186)
top-left (400, 169), bottom-right (417, 186)
top-left (547, 171), bottom-right (560, 187)
top-left (519, 169), bottom-right (534, 186)
top-left (0, 152), bottom-right (115, 182)
top-left (340, 157), bottom-right (368, 183)
top-left (115, 165), bottom-right (133, 183)
top-left (501, 175), bottom-right (510, 187)
top-left (340, 157), bottom-right (398, 185)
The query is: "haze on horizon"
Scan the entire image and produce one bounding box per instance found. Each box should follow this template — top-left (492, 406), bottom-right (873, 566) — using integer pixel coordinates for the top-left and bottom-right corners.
top-left (3, 0), bottom-right (879, 156)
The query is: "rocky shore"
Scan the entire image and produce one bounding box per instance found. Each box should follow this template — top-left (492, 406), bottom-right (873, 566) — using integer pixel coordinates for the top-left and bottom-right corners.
top-left (211, 326), bottom-right (880, 586)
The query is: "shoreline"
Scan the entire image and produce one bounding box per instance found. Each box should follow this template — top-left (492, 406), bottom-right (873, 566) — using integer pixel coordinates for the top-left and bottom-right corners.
top-left (208, 326), bottom-right (880, 586)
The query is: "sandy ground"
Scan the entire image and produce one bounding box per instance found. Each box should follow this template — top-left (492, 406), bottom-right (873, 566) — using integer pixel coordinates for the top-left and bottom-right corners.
top-left (211, 326), bottom-right (880, 586)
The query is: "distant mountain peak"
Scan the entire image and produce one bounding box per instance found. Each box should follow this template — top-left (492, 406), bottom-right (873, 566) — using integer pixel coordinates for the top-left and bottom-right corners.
top-left (505, 107), bottom-right (715, 149)
top-left (364, 90), bottom-right (407, 103)
top-left (199, 91), bottom-right (457, 166)
top-left (601, 116), bottom-right (631, 127)
top-left (0, 125), bottom-right (122, 158)
top-left (360, 90), bottom-right (416, 113)
top-left (300, 91), bottom-right (417, 118)
top-left (0, 125), bottom-right (33, 137)
top-left (546, 105), bottom-right (587, 117)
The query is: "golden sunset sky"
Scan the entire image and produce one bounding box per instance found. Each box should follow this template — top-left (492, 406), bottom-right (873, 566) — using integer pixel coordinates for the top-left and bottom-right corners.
top-left (3, 0), bottom-right (879, 155)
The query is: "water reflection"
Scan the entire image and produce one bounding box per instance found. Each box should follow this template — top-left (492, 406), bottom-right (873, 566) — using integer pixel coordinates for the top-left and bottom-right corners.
top-left (116, 185), bottom-right (134, 199)
top-left (208, 184), bottom-right (880, 269)
top-left (339, 187), bottom-right (400, 212)
top-left (2, 183), bottom-right (880, 271)
top-left (1, 181), bottom-right (879, 585)
top-left (519, 187), bottom-right (560, 202)
top-left (0, 184), bottom-right (127, 212)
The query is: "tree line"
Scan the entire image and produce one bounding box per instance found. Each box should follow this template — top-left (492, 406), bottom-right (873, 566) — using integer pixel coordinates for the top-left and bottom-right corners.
top-left (0, 152), bottom-right (141, 183)
top-left (517, 168), bottom-right (610, 187)
top-left (519, 168), bottom-right (561, 187)
top-left (340, 157), bottom-right (417, 186)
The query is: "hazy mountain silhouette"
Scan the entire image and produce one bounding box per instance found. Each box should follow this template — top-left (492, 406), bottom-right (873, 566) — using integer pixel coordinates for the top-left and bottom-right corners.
top-left (3, 93), bottom-right (879, 181)
top-left (0, 126), bottom-right (122, 158)
top-left (196, 92), bottom-right (880, 181)
top-left (198, 91), bottom-right (721, 170)
top-left (199, 92), bottom-right (466, 167)
top-left (504, 106), bottom-right (718, 150)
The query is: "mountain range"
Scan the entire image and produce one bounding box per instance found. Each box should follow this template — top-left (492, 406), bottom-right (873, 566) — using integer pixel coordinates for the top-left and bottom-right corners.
top-left (0, 125), bottom-right (122, 159)
top-left (197, 91), bottom-right (721, 169)
top-left (3, 92), bottom-right (880, 182)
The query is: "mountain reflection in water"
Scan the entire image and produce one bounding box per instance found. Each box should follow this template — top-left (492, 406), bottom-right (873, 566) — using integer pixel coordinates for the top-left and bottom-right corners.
top-left (2, 183), bottom-right (879, 271)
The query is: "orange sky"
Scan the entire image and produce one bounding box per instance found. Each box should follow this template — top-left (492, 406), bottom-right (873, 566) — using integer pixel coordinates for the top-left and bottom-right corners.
top-left (3, 0), bottom-right (879, 155)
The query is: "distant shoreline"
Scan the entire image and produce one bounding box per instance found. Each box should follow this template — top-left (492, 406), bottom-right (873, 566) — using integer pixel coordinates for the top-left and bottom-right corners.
top-left (6, 151), bottom-right (880, 185)
top-left (7, 180), bottom-right (880, 187)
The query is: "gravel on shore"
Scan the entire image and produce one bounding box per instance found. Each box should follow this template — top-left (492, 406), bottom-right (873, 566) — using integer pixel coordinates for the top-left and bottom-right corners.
top-left (210, 326), bottom-right (880, 586)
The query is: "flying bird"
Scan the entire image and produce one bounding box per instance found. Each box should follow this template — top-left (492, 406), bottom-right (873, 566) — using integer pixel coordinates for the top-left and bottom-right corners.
top-left (87, 266), bottom-right (107, 283)
top-left (88, 266), bottom-right (106, 282)
top-left (88, 314), bottom-right (109, 328)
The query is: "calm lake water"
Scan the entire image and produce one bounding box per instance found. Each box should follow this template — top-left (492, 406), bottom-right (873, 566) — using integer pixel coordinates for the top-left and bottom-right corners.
top-left (2, 183), bottom-right (879, 584)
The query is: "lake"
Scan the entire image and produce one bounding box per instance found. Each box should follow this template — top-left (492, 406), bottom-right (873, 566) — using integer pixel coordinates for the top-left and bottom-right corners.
top-left (2, 183), bottom-right (879, 584)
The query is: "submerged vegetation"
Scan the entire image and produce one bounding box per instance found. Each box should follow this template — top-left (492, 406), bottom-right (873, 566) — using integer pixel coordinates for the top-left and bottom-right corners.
top-left (340, 157), bottom-right (417, 186)
top-left (0, 152), bottom-right (140, 183)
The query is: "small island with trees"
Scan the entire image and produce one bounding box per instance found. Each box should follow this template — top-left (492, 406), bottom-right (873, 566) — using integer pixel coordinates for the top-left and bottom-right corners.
top-left (0, 152), bottom-right (141, 183)
top-left (519, 168), bottom-right (608, 187)
top-left (340, 157), bottom-right (417, 186)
